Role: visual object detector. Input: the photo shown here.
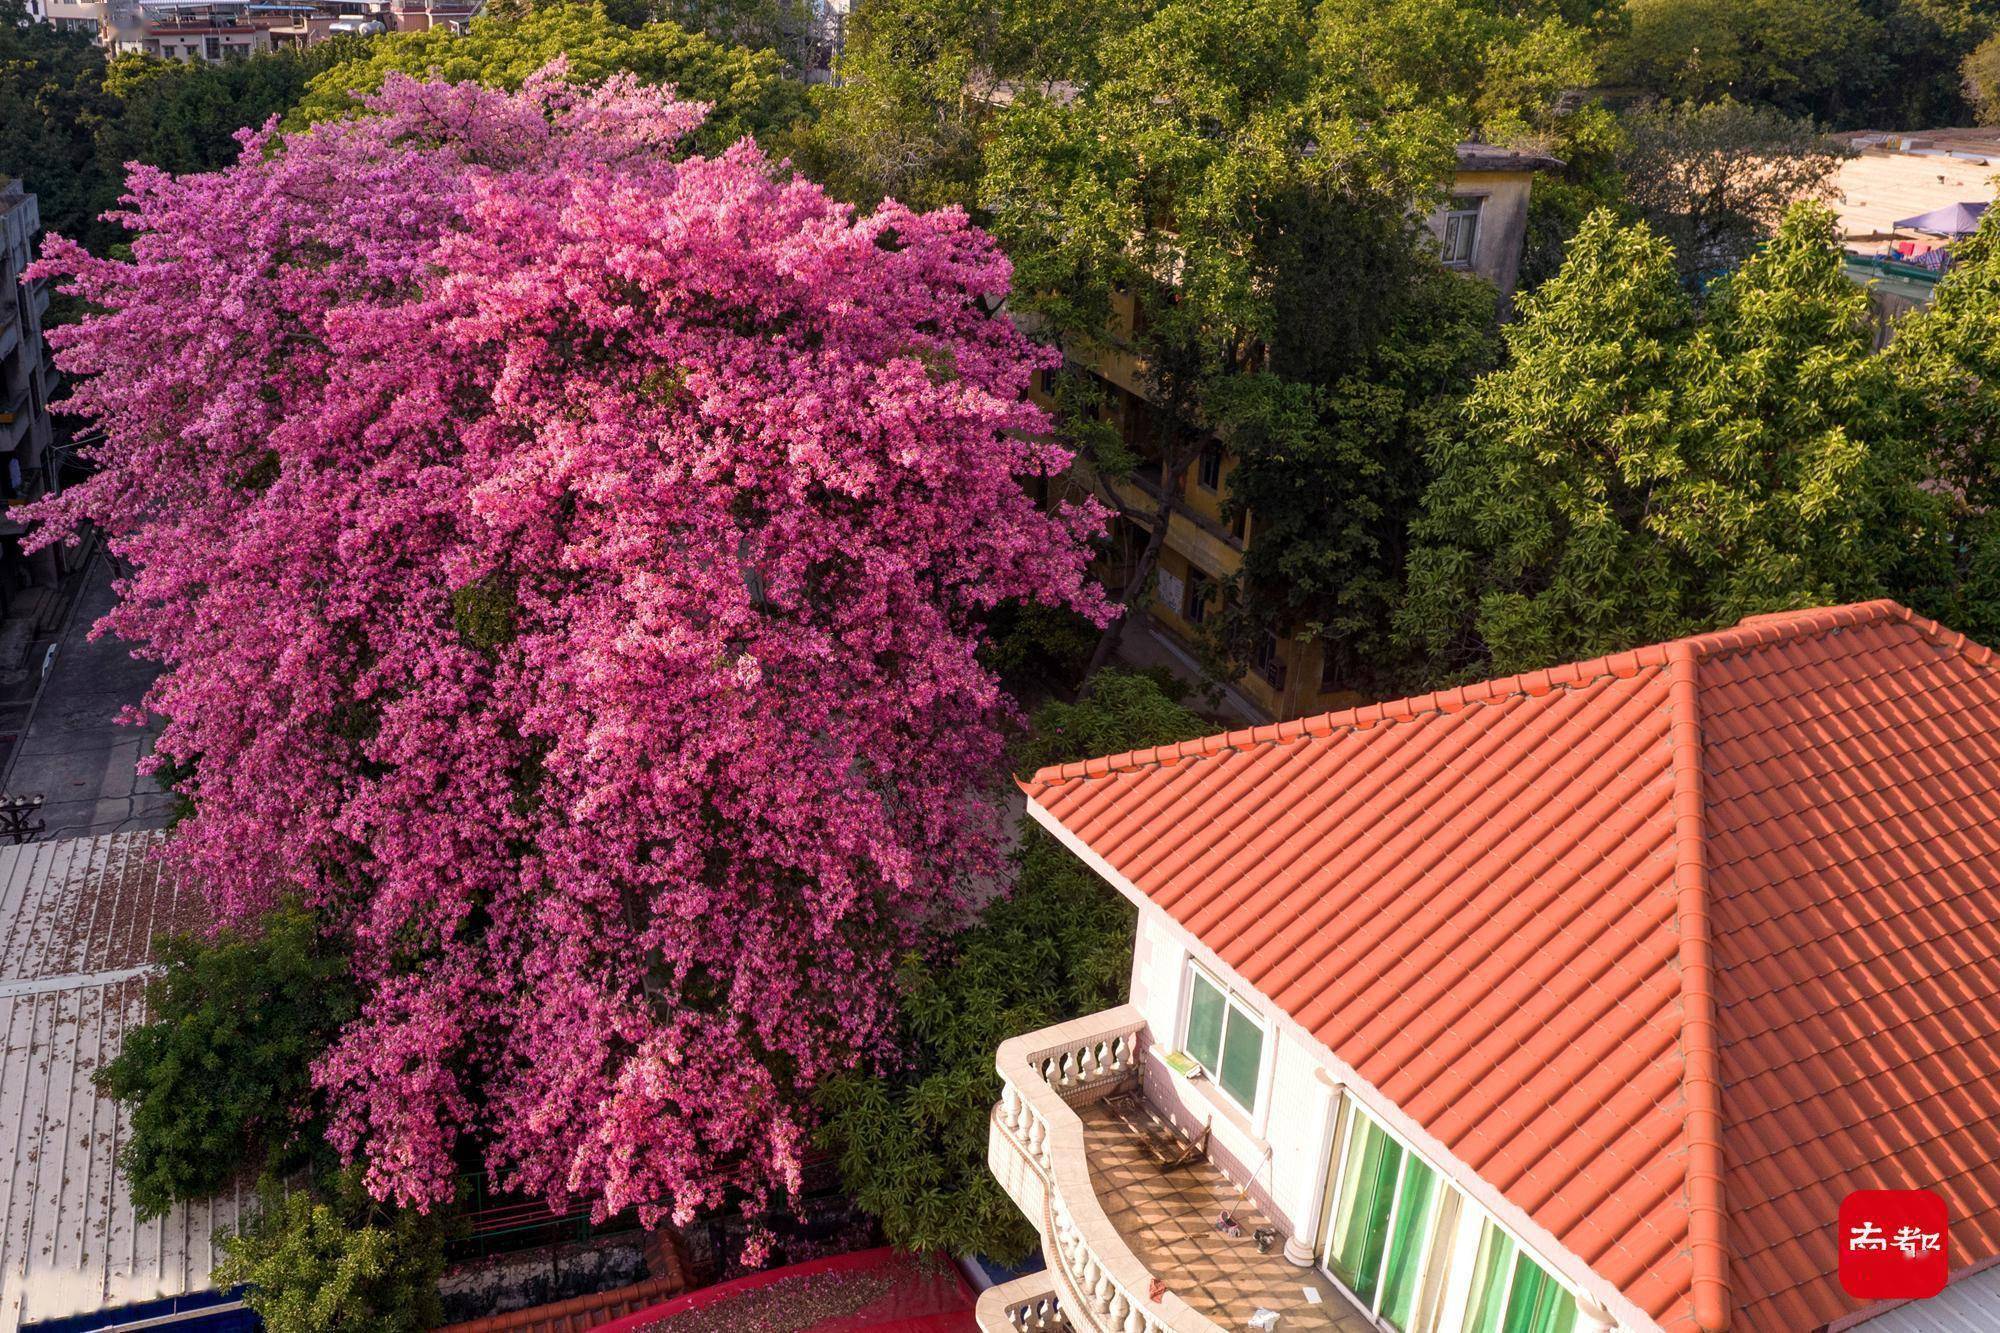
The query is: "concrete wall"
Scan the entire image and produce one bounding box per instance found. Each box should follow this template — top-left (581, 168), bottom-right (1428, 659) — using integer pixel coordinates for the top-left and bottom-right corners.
top-left (1425, 169), bottom-right (1536, 301)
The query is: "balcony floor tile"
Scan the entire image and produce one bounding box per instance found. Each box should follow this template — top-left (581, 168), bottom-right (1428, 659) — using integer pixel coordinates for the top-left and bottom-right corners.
top-left (1080, 1096), bottom-right (1376, 1333)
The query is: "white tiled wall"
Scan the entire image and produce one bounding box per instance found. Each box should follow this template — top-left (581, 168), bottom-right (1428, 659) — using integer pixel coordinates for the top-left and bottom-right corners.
top-left (1128, 909), bottom-right (1338, 1253)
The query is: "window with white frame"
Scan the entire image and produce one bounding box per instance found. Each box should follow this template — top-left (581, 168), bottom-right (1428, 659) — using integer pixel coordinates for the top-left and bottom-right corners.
top-left (1324, 1106), bottom-right (1444, 1331)
top-left (1319, 1100), bottom-right (1587, 1333)
top-left (1458, 1217), bottom-right (1581, 1333)
top-left (1442, 195), bottom-right (1484, 268)
top-left (1181, 963), bottom-right (1265, 1112)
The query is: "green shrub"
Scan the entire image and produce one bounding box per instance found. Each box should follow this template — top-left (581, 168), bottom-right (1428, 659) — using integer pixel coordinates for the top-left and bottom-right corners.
top-left (96, 907), bottom-right (355, 1218)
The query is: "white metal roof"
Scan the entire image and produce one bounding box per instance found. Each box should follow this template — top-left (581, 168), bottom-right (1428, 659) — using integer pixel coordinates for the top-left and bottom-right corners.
top-left (0, 833), bottom-right (244, 1333)
top-left (1853, 1262), bottom-right (2000, 1331)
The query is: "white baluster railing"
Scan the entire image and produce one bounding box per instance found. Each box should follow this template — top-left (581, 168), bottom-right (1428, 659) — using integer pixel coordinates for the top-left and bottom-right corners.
top-left (990, 1006), bottom-right (1223, 1333)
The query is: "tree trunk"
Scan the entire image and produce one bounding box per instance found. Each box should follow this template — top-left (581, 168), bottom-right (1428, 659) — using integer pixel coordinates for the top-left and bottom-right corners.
top-left (1080, 440), bottom-right (1193, 691)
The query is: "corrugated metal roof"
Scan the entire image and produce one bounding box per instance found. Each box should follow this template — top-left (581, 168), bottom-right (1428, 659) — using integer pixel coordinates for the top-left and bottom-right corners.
top-left (1854, 1261), bottom-right (2000, 1329)
top-left (0, 833), bottom-right (244, 1333)
top-left (1025, 601), bottom-right (2000, 1333)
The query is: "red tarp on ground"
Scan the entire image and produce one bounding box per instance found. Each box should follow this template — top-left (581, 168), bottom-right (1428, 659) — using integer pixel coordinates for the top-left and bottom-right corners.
top-left (594, 1247), bottom-right (978, 1333)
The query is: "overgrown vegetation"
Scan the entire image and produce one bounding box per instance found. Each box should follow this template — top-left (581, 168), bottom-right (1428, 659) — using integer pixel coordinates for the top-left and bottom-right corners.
top-left (216, 1172), bottom-right (452, 1333)
top-left (95, 907), bottom-right (357, 1219)
top-left (819, 671), bottom-right (1208, 1260)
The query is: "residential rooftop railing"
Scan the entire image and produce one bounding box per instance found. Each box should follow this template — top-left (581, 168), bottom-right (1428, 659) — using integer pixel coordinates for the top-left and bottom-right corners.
top-left (990, 1006), bottom-right (1223, 1333)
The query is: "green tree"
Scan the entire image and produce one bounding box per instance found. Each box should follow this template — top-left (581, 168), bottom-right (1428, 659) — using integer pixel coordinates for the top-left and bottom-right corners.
top-left (986, 0), bottom-right (1464, 680)
top-left (654, 0), bottom-right (816, 73)
top-left (0, 0), bottom-right (117, 250)
top-left (1401, 204), bottom-right (1937, 677)
top-left (1883, 206), bottom-right (2000, 640)
top-left (1210, 267), bottom-right (1499, 689)
top-left (1965, 29), bottom-right (2000, 122)
top-left (818, 671), bottom-right (1208, 1261)
top-left (291, 2), bottom-right (810, 149)
top-left (95, 908), bottom-right (356, 1219)
top-left (793, 0), bottom-right (1140, 211)
top-left (1609, 0), bottom-right (1883, 120)
top-left (96, 43), bottom-right (369, 181)
top-left (216, 1174), bottom-right (449, 1333)
top-left (1617, 98), bottom-right (1850, 279)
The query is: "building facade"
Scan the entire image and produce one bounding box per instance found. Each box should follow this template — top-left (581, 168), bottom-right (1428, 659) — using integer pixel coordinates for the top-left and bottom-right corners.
top-left (1040, 145), bottom-right (1558, 722)
top-left (980, 601), bottom-right (2000, 1333)
top-left (0, 181), bottom-right (60, 596)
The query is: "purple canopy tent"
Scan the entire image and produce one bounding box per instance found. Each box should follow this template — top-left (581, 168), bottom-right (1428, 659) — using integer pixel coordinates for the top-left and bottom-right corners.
top-left (1893, 201), bottom-right (1990, 237)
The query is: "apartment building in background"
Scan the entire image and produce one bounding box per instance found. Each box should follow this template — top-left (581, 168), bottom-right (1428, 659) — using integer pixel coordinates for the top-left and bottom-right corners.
top-left (1038, 144), bottom-right (1558, 721)
top-left (980, 600), bottom-right (2000, 1333)
top-left (0, 180), bottom-right (60, 597)
top-left (25, 0), bottom-right (475, 58)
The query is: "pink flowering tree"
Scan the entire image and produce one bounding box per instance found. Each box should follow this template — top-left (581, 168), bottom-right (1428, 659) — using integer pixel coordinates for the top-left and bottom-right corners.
top-left (30, 65), bottom-right (1106, 1248)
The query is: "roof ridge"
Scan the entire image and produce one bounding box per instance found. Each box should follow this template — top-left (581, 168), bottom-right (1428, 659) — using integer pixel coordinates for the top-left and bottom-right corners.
top-left (1023, 601), bottom-right (1996, 793)
top-left (1667, 642), bottom-right (1730, 1333)
top-left (1021, 647), bottom-right (1675, 791)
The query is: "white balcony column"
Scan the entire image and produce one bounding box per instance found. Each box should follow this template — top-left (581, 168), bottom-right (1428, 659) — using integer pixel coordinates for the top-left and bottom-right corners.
top-left (1284, 1069), bottom-right (1343, 1266)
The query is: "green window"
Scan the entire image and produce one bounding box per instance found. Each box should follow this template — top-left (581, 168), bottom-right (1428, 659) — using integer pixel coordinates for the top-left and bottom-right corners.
top-left (1323, 1110), bottom-right (1441, 1331)
top-left (1463, 1221), bottom-right (1580, 1333)
top-left (1181, 966), bottom-right (1265, 1112)
top-left (1185, 971), bottom-right (1225, 1071)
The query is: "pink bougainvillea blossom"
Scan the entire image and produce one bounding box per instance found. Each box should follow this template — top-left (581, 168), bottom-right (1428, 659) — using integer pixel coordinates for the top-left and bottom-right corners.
top-left (30, 65), bottom-right (1107, 1234)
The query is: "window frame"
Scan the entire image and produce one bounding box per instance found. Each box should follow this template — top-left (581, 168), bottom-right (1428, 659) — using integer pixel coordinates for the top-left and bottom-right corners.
top-left (1183, 568), bottom-right (1211, 625)
top-left (1197, 441), bottom-right (1224, 493)
top-left (1178, 960), bottom-right (1268, 1114)
top-left (1441, 194), bottom-right (1486, 269)
top-left (1318, 1097), bottom-right (1593, 1333)
top-left (1321, 1101), bottom-right (1448, 1332)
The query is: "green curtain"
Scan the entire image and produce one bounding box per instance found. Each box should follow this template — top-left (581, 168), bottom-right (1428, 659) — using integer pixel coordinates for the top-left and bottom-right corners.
top-left (1378, 1154), bottom-right (1439, 1329)
top-left (1326, 1117), bottom-right (1401, 1303)
top-left (1465, 1220), bottom-right (1581, 1333)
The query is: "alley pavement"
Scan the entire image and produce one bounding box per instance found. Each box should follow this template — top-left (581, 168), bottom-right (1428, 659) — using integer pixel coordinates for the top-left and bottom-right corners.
top-left (3, 551), bottom-right (173, 839)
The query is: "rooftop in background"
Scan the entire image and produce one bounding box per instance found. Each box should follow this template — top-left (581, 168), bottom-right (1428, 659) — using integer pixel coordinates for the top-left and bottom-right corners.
top-left (1025, 600), bottom-right (2000, 1332)
top-left (1451, 142), bottom-right (1563, 173)
top-left (1830, 128), bottom-right (2000, 244)
top-left (0, 832), bottom-right (243, 1333)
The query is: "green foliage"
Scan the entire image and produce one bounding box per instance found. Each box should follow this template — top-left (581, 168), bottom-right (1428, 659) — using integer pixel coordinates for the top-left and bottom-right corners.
top-left (95, 908), bottom-right (356, 1220)
top-left (1617, 98), bottom-right (1850, 279)
top-left (450, 575), bottom-right (519, 653)
top-left (97, 44), bottom-right (367, 180)
top-left (1965, 30), bottom-right (2000, 123)
top-left (0, 14), bottom-right (364, 260)
top-left (1604, 0), bottom-right (1999, 127)
top-left (1213, 266), bottom-right (1498, 689)
top-left (653, 0), bottom-right (816, 73)
top-left (217, 1173), bottom-right (449, 1333)
top-left (1882, 206), bottom-right (2000, 642)
top-left (818, 671), bottom-right (1206, 1261)
top-left (977, 600), bottom-right (1100, 691)
top-left (793, 0), bottom-right (1141, 210)
top-left (1607, 0), bottom-right (1882, 120)
top-left (0, 0), bottom-right (118, 250)
top-left (291, 3), bottom-right (810, 150)
top-left (1401, 204), bottom-right (1940, 678)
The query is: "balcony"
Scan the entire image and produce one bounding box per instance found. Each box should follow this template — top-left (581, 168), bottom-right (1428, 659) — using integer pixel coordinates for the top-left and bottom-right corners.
top-left (985, 1008), bottom-right (1365, 1333)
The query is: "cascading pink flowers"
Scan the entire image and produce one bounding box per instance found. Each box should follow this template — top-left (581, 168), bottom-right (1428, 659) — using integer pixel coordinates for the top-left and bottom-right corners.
top-left (28, 64), bottom-right (1107, 1247)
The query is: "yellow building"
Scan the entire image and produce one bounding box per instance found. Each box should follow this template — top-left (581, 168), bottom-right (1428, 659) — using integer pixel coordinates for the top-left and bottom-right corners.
top-left (1041, 144), bottom-right (1559, 721)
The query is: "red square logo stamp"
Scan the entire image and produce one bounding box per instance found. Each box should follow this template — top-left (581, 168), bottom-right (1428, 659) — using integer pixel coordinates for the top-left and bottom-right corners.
top-left (1840, 1190), bottom-right (1949, 1300)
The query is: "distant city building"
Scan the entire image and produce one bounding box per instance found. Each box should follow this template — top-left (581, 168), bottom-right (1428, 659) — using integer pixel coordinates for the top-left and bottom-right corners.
top-left (27, 0), bottom-right (475, 59)
top-left (0, 180), bottom-right (59, 595)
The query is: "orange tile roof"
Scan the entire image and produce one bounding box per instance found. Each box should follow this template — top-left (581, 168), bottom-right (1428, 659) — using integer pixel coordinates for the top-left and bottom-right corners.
top-left (1022, 601), bottom-right (2000, 1333)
